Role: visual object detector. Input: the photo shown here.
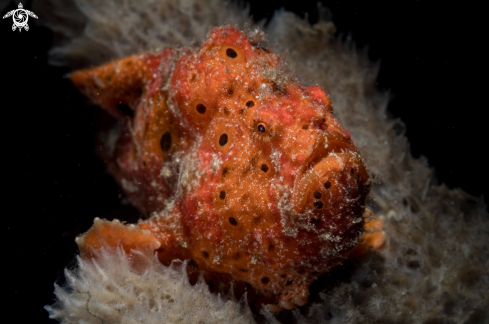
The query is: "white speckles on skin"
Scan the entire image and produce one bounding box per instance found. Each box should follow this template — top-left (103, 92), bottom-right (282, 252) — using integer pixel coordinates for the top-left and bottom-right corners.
top-left (121, 178), bottom-right (139, 193)
top-left (160, 165), bottom-right (172, 178)
top-left (210, 154), bottom-right (222, 172)
top-left (177, 137), bottom-right (205, 195)
top-left (270, 149), bottom-right (282, 174)
top-left (320, 233), bottom-right (341, 243)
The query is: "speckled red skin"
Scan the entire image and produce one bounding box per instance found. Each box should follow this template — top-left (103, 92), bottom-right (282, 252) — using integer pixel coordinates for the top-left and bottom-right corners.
top-left (71, 26), bottom-right (371, 310)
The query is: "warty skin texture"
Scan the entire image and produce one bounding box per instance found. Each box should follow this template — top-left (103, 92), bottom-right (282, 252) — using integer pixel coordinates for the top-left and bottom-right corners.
top-left (71, 25), bottom-right (381, 310)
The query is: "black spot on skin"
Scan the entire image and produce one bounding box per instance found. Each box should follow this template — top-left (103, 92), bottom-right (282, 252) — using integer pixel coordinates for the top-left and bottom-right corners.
top-left (227, 87), bottom-right (234, 96)
top-left (233, 253), bottom-right (241, 260)
top-left (261, 164), bottom-right (269, 172)
top-left (268, 244), bottom-right (275, 251)
top-left (105, 75), bottom-right (112, 81)
top-left (302, 124), bottom-right (309, 130)
top-left (314, 201), bottom-right (324, 209)
top-left (245, 282), bottom-right (252, 289)
top-left (298, 270), bottom-right (306, 274)
top-left (143, 161), bottom-right (147, 167)
top-left (313, 191), bottom-right (322, 199)
top-left (239, 268), bottom-right (248, 272)
top-left (285, 279), bottom-right (293, 286)
top-left (351, 167), bottom-right (355, 175)
top-left (238, 109), bottom-right (244, 114)
top-left (280, 274), bottom-right (287, 278)
top-left (116, 103), bottom-right (133, 117)
top-left (126, 61), bottom-right (132, 66)
top-left (219, 134), bottom-right (228, 146)
top-left (261, 277), bottom-right (270, 284)
top-left (226, 48), bottom-right (238, 58)
top-left (257, 124), bottom-right (266, 133)
top-left (188, 259), bottom-right (198, 268)
top-left (246, 101), bottom-right (255, 108)
top-left (207, 282), bottom-right (215, 291)
top-left (160, 131), bottom-right (172, 152)
top-left (219, 191), bottom-right (226, 199)
top-left (229, 217), bottom-right (238, 226)
top-left (223, 107), bottom-right (229, 115)
top-left (196, 103), bottom-right (206, 114)
top-left (324, 181), bottom-right (332, 189)
top-left (222, 168), bottom-right (228, 177)
top-left (202, 251), bottom-right (209, 258)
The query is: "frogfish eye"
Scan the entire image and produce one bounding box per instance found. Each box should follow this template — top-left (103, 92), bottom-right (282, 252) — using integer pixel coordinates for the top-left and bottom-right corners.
top-left (257, 123), bottom-right (266, 133)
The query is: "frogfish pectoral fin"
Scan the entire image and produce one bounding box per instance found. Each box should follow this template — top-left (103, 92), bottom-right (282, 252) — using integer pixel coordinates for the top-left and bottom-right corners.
top-left (76, 217), bottom-right (190, 269)
top-left (70, 55), bottom-right (151, 119)
top-left (349, 209), bottom-right (386, 258)
top-left (76, 218), bottom-right (160, 259)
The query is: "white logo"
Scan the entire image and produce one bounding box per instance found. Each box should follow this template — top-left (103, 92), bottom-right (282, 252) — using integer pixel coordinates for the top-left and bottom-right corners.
top-left (3, 2), bottom-right (37, 32)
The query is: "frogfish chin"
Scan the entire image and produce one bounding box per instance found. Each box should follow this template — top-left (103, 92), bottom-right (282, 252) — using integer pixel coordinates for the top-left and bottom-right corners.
top-left (70, 25), bottom-right (383, 311)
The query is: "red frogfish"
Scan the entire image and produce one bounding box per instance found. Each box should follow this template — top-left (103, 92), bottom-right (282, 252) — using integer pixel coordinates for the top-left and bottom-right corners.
top-left (70, 25), bottom-right (382, 311)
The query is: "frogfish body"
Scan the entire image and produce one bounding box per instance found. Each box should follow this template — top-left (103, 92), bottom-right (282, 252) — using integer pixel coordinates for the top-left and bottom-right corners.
top-left (71, 26), bottom-right (380, 311)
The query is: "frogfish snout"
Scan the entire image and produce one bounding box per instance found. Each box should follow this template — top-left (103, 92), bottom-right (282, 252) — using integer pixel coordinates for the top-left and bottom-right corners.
top-left (291, 132), bottom-right (370, 225)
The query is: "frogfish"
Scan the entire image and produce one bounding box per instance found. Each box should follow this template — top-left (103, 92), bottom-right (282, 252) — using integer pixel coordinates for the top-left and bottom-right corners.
top-left (71, 26), bottom-right (384, 311)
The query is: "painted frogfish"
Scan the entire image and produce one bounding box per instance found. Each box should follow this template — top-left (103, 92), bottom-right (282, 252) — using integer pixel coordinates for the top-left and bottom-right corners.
top-left (71, 26), bottom-right (384, 311)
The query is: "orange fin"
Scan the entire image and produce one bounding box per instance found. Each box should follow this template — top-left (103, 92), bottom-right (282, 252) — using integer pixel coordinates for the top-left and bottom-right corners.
top-left (76, 218), bottom-right (160, 259)
top-left (349, 210), bottom-right (386, 258)
top-left (70, 55), bottom-right (151, 118)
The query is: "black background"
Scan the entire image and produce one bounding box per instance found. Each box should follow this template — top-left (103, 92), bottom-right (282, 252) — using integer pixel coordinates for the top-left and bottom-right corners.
top-left (2, 1), bottom-right (486, 323)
